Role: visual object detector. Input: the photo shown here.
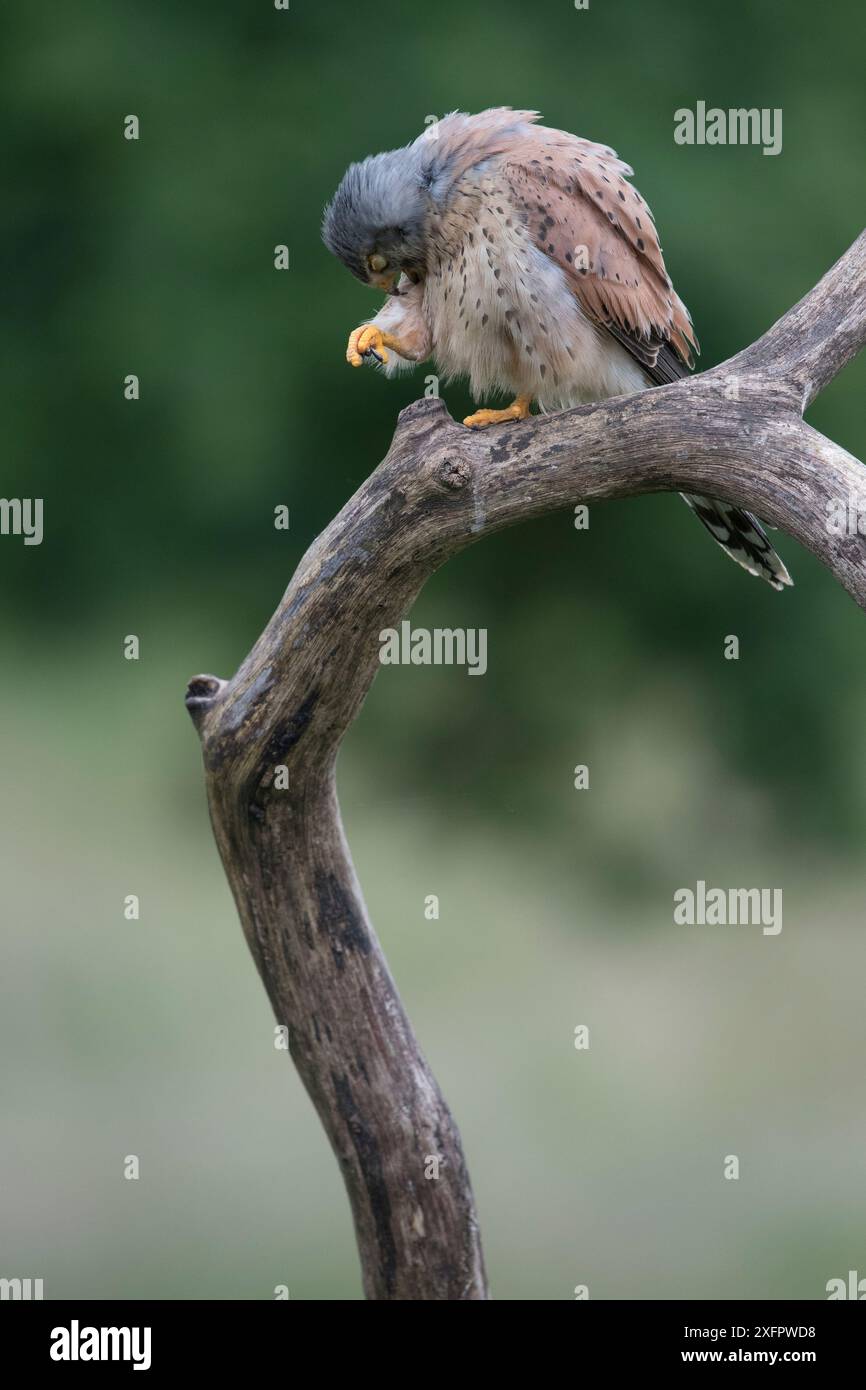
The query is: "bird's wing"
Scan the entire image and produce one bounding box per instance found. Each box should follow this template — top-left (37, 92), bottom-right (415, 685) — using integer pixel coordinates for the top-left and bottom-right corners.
top-left (499, 126), bottom-right (698, 378)
top-left (494, 123), bottom-right (791, 589)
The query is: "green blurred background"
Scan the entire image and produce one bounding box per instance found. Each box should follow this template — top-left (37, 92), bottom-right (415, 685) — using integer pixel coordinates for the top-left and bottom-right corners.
top-left (2, 0), bottom-right (865, 1300)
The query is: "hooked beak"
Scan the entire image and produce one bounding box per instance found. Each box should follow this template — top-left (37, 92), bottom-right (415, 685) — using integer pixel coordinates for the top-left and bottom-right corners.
top-left (368, 269), bottom-right (400, 295)
top-left (368, 268), bottom-right (421, 297)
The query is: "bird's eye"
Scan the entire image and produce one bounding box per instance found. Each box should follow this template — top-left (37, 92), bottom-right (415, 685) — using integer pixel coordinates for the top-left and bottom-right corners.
top-left (368, 253), bottom-right (388, 273)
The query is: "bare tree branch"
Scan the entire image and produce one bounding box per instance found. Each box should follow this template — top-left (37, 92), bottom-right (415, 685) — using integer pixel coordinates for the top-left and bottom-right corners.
top-left (186, 229), bottom-right (866, 1300)
top-left (729, 229), bottom-right (866, 409)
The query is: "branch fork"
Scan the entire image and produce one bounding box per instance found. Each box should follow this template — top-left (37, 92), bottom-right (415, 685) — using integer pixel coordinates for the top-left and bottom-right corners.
top-left (187, 231), bottom-right (866, 1299)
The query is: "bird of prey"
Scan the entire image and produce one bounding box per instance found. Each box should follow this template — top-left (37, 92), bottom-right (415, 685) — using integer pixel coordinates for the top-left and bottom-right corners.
top-left (322, 108), bottom-right (791, 590)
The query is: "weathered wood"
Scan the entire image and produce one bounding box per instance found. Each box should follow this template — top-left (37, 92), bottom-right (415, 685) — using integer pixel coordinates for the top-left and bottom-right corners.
top-left (186, 229), bottom-right (866, 1300)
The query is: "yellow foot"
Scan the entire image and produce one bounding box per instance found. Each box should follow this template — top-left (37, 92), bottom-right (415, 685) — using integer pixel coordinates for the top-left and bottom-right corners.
top-left (346, 325), bottom-right (402, 367)
top-left (463, 396), bottom-right (532, 428)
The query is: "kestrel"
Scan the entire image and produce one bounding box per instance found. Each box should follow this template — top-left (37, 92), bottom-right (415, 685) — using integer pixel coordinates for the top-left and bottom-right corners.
top-left (322, 108), bottom-right (791, 589)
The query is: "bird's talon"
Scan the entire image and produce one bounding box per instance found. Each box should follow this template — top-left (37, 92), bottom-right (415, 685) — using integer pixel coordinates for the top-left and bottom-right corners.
top-left (463, 397), bottom-right (532, 429)
top-left (346, 325), bottom-right (389, 367)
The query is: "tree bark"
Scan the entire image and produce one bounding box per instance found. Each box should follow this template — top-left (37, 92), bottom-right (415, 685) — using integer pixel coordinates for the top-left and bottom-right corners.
top-left (186, 229), bottom-right (866, 1300)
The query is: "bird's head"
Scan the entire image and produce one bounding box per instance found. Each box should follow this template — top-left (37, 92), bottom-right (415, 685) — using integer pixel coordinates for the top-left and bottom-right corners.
top-left (322, 147), bottom-right (431, 293)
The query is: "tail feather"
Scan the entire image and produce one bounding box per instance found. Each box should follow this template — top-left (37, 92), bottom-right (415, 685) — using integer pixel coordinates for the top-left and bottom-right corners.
top-left (680, 493), bottom-right (793, 591)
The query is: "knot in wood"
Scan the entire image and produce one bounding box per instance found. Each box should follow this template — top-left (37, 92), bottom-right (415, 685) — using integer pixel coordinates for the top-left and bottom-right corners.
top-left (185, 672), bottom-right (227, 728)
top-left (438, 457), bottom-right (471, 491)
top-left (187, 674), bottom-right (223, 701)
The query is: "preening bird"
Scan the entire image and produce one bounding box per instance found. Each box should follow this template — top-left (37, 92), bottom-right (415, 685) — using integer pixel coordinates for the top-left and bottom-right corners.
top-left (322, 108), bottom-right (792, 590)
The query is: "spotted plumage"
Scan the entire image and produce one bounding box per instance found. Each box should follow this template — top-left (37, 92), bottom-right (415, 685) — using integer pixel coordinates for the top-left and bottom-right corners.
top-left (322, 108), bottom-right (792, 590)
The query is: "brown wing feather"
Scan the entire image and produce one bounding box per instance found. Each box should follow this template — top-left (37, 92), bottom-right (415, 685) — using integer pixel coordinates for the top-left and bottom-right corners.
top-left (499, 125), bottom-right (698, 372)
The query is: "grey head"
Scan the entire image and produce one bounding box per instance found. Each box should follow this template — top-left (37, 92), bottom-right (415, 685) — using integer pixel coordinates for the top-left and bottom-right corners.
top-left (322, 137), bottom-right (437, 294)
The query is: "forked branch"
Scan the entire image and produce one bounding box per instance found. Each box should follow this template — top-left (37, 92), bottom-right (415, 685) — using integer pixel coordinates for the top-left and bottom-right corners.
top-left (186, 230), bottom-right (866, 1300)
